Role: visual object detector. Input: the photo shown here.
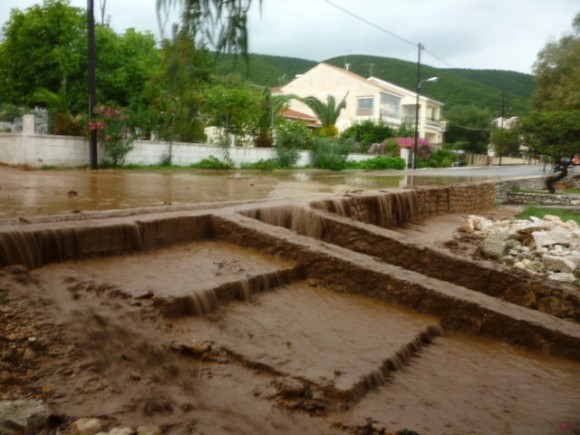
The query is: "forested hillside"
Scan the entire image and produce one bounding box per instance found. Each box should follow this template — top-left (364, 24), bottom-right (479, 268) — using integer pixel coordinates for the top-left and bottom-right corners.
top-left (216, 53), bottom-right (534, 115)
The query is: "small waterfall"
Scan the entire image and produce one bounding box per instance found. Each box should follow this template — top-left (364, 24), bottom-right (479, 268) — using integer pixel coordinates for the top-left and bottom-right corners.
top-left (311, 191), bottom-right (418, 229)
top-left (159, 289), bottom-right (220, 318)
top-left (0, 215), bottom-right (212, 270)
top-left (240, 206), bottom-right (326, 239)
top-left (355, 324), bottom-right (442, 398)
top-left (160, 267), bottom-right (304, 318)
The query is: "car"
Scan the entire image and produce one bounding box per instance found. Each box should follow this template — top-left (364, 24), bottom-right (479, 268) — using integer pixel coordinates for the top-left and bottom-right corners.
top-left (573, 154), bottom-right (580, 166)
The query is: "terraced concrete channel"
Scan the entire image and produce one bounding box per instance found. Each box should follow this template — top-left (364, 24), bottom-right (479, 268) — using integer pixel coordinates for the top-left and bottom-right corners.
top-left (1, 183), bottom-right (579, 434)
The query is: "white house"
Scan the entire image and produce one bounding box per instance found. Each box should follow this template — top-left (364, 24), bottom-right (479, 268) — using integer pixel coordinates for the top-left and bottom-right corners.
top-left (274, 63), bottom-right (446, 144)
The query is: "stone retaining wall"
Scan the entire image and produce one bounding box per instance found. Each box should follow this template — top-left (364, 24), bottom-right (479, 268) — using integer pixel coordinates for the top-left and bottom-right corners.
top-left (507, 192), bottom-right (580, 206)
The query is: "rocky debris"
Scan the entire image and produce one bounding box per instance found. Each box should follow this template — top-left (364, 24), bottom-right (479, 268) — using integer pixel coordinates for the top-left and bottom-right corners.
top-left (71, 417), bottom-right (105, 435)
top-left (460, 214), bottom-right (580, 284)
top-left (0, 399), bottom-right (52, 435)
top-left (69, 418), bottom-right (162, 435)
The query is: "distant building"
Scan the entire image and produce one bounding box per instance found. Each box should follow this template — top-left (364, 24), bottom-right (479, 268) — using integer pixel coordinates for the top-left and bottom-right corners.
top-left (273, 63), bottom-right (446, 144)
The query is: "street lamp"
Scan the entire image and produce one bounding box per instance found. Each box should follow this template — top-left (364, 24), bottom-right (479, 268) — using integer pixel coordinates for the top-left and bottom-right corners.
top-left (412, 76), bottom-right (438, 169)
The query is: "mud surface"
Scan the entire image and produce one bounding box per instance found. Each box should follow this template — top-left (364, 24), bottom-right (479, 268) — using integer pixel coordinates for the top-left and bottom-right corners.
top-left (1, 166), bottom-right (578, 434)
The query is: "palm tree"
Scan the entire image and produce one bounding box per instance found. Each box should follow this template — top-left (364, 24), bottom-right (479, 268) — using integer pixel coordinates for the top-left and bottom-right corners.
top-left (299, 94), bottom-right (348, 137)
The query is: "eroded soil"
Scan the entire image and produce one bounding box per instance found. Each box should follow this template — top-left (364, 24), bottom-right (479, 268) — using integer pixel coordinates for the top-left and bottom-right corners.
top-left (1, 207), bottom-right (579, 434)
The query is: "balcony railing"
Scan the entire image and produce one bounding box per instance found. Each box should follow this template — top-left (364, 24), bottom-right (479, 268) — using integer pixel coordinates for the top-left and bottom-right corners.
top-left (402, 117), bottom-right (447, 131)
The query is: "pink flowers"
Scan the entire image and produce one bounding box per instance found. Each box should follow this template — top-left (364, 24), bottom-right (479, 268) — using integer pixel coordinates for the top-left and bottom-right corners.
top-left (397, 137), bottom-right (432, 160)
top-left (396, 137), bottom-right (432, 149)
top-left (87, 105), bottom-right (135, 166)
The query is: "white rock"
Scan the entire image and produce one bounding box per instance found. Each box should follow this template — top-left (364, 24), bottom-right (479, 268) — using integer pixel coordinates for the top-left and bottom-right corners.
top-left (473, 216), bottom-right (493, 232)
top-left (533, 227), bottom-right (578, 248)
top-left (460, 216), bottom-right (475, 232)
top-left (564, 220), bottom-right (579, 230)
top-left (481, 230), bottom-right (511, 258)
top-left (543, 255), bottom-right (577, 273)
top-left (71, 418), bottom-right (104, 435)
top-left (107, 428), bottom-right (135, 435)
top-left (548, 273), bottom-right (576, 283)
top-left (543, 214), bottom-right (563, 224)
top-left (514, 261), bottom-right (526, 269)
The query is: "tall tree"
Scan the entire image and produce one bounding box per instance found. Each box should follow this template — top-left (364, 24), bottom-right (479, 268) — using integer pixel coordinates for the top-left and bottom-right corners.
top-left (0, 0), bottom-right (86, 107)
top-left (444, 105), bottom-right (493, 154)
top-left (531, 13), bottom-right (580, 111)
top-left (0, 0), bottom-right (162, 116)
top-left (518, 111), bottom-right (580, 161)
top-left (144, 30), bottom-right (216, 142)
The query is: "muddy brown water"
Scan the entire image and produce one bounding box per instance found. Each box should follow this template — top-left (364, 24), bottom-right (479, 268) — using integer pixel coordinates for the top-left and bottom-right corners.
top-left (1, 165), bottom-right (578, 434)
top-left (0, 165), bottom-right (522, 219)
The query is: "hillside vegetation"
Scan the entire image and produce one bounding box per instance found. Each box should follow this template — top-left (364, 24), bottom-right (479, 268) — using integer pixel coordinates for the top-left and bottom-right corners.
top-left (216, 53), bottom-right (534, 115)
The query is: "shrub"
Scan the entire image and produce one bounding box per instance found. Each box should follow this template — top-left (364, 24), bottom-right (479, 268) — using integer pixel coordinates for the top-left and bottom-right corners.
top-left (275, 120), bottom-right (314, 150)
top-left (340, 120), bottom-right (396, 152)
top-left (347, 156), bottom-right (406, 170)
top-left (240, 159), bottom-right (279, 171)
top-left (275, 120), bottom-right (312, 167)
top-left (190, 155), bottom-right (234, 170)
top-left (419, 149), bottom-right (458, 168)
top-left (311, 137), bottom-right (353, 170)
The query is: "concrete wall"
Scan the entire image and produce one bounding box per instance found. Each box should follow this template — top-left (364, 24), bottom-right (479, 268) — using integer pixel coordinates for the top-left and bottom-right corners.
top-left (0, 115), bottom-right (377, 168)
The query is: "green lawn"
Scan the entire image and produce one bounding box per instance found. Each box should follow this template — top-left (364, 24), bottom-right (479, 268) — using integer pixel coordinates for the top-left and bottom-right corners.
top-left (517, 206), bottom-right (580, 224)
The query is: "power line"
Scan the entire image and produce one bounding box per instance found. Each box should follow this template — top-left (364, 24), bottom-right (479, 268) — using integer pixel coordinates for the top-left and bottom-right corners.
top-left (424, 48), bottom-right (454, 69)
top-left (323, 0), bottom-right (416, 48)
top-left (323, 0), bottom-right (454, 69)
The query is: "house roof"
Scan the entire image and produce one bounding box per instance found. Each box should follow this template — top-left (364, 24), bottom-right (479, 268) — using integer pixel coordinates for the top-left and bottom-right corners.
top-left (282, 109), bottom-right (320, 127)
top-left (280, 62), bottom-right (444, 106)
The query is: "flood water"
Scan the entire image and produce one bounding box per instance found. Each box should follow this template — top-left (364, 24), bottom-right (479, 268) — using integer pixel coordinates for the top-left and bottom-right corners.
top-left (0, 164), bottom-right (544, 219)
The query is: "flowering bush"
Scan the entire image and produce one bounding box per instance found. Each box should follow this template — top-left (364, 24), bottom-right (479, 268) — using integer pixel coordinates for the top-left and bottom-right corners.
top-left (88, 106), bottom-right (135, 167)
top-left (397, 137), bottom-right (432, 161)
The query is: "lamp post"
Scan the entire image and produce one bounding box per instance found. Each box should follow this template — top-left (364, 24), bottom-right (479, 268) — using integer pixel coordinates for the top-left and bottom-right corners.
top-left (412, 76), bottom-right (438, 169)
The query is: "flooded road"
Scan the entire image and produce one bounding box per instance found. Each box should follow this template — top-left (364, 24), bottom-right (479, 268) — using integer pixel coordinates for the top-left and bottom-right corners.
top-left (0, 164), bottom-right (544, 218)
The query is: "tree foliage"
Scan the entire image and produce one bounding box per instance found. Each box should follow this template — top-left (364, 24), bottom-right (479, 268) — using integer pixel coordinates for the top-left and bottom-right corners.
top-left (0, 0), bottom-right (161, 118)
top-left (444, 105), bottom-right (493, 154)
top-left (202, 74), bottom-right (264, 139)
top-left (531, 13), bottom-right (580, 111)
top-left (156, 0), bottom-right (260, 55)
top-left (491, 127), bottom-right (520, 158)
top-left (0, 0), bottom-right (86, 107)
top-left (518, 111), bottom-right (580, 160)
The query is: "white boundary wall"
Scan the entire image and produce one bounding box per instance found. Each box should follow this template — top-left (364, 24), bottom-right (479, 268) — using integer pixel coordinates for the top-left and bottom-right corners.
top-left (0, 115), bottom-right (379, 169)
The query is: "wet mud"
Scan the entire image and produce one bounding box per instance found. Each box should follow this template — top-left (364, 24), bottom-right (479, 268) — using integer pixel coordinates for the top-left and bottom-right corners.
top-left (1, 181), bottom-right (579, 434)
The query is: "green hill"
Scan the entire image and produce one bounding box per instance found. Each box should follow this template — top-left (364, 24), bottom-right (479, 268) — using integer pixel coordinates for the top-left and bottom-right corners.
top-left (216, 53), bottom-right (317, 88)
top-left (215, 53), bottom-right (535, 115)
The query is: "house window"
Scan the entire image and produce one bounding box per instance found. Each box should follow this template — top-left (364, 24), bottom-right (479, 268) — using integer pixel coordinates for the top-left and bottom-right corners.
top-left (379, 92), bottom-right (401, 119)
top-left (357, 97), bottom-right (374, 116)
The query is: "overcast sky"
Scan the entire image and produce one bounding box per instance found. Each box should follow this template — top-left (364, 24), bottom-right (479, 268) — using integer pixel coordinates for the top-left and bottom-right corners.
top-left (1, 0), bottom-right (578, 74)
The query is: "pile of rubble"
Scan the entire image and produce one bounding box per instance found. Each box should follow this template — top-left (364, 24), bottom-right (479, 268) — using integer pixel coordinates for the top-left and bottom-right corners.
top-left (460, 214), bottom-right (580, 284)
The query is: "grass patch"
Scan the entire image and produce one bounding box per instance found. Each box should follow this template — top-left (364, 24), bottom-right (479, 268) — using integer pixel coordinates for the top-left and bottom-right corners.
top-left (565, 189), bottom-right (580, 194)
top-left (517, 206), bottom-right (580, 224)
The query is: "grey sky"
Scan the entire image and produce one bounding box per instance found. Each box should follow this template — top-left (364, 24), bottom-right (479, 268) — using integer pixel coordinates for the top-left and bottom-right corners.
top-left (1, 0), bottom-right (578, 74)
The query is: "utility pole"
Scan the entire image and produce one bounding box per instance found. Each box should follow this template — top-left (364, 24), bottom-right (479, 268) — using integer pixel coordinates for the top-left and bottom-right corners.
top-left (412, 43), bottom-right (423, 170)
top-left (87, 0), bottom-right (98, 169)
